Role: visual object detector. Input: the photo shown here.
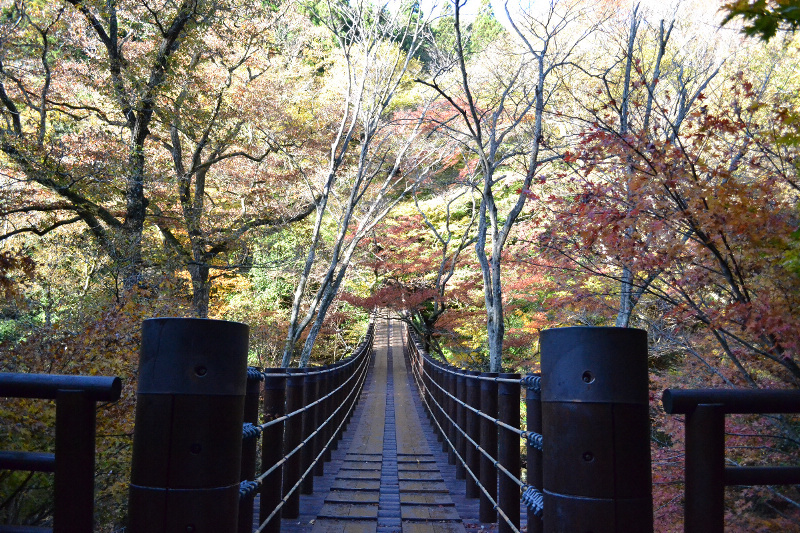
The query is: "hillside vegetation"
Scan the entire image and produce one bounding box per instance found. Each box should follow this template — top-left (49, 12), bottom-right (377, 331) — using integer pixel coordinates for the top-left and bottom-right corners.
top-left (2, 0), bottom-right (800, 529)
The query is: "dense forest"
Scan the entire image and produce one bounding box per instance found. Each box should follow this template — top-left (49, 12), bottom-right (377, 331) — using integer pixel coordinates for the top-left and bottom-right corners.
top-left (2, 0), bottom-right (800, 529)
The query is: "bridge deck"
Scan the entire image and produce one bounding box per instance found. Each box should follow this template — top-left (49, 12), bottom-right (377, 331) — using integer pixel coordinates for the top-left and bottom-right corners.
top-left (272, 316), bottom-right (494, 533)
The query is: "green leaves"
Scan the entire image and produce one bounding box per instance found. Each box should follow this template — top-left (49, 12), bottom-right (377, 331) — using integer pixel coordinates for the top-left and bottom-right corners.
top-left (722, 0), bottom-right (800, 41)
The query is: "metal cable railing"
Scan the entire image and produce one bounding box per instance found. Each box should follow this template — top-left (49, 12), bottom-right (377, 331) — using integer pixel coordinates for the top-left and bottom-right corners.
top-left (403, 326), bottom-right (544, 533)
top-left (233, 320), bottom-right (375, 533)
top-left (242, 347), bottom-right (370, 492)
top-left (408, 359), bottom-right (525, 533)
top-left (240, 353), bottom-right (370, 436)
top-left (253, 356), bottom-right (369, 533)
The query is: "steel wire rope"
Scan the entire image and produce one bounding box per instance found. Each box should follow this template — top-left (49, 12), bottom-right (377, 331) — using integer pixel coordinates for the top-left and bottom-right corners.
top-left (405, 345), bottom-right (525, 532)
top-left (248, 329), bottom-right (373, 380)
top-left (252, 352), bottom-right (371, 532)
top-left (241, 351), bottom-right (370, 438)
top-left (244, 344), bottom-right (372, 531)
top-left (245, 347), bottom-right (371, 491)
top-left (414, 359), bottom-right (525, 488)
top-left (405, 333), bottom-right (545, 520)
top-left (418, 356), bottom-right (544, 450)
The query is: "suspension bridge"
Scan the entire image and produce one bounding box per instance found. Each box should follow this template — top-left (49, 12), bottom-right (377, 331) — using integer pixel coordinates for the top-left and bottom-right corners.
top-left (3, 313), bottom-right (800, 533)
top-left (269, 315), bottom-right (499, 533)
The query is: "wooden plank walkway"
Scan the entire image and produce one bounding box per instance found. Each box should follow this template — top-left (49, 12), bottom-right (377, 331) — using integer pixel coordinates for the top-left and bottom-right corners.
top-left (266, 316), bottom-right (475, 533)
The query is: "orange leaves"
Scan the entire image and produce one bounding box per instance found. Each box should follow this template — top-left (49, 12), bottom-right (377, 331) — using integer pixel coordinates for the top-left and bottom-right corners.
top-left (0, 250), bottom-right (35, 299)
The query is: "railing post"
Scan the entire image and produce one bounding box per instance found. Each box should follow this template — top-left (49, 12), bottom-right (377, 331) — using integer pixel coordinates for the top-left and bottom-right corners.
top-left (439, 365), bottom-right (449, 452)
top-left (456, 371), bottom-right (467, 480)
top-left (465, 370), bottom-right (481, 499)
top-left (302, 370), bottom-right (319, 492)
top-left (498, 373), bottom-right (521, 533)
top-left (417, 342), bottom-right (428, 416)
top-left (479, 372), bottom-right (499, 523)
top-left (446, 368), bottom-right (457, 465)
top-left (54, 390), bottom-right (95, 533)
top-left (283, 368), bottom-right (305, 518)
top-left (525, 374), bottom-right (543, 533)
top-left (128, 318), bottom-right (249, 533)
top-left (328, 364), bottom-right (341, 452)
top-left (315, 368), bottom-right (328, 474)
top-left (260, 369), bottom-right (287, 533)
top-left (685, 403), bottom-right (725, 533)
top-left (433, 364), bottom-right (444, 446)
top-left (239, 369), bottom-right (263, 533)
top-left (424, 357), bottom-right (434, 424)
top-left (540, 327), bottom-right (652, 533)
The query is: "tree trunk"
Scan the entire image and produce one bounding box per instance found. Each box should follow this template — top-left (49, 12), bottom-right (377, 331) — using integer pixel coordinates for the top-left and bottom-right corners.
top-left (616, 264), bottom-right (634, 327)
top-left (189, 262), bottom-right (210, 318)
top-left (121, 138), bottom-right (147, 290)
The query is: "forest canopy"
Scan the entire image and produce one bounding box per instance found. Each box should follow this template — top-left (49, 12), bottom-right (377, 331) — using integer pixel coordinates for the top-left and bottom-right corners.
top-left (2, 0), bottom-right (800, 529)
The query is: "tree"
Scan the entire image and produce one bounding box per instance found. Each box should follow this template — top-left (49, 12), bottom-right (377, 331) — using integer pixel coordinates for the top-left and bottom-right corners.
top-left (418, 0), bottom-right (596, 371)
top-left (0, 0), bottom-right (210, 288)
top-left (280, 0), bottom-right (443, 367)
top-left (538, 66), bottom-right (800, 385)
top-left (0, 0), bottom-right (317, 316)
top-left (722, 0), bottom-right (800, 41)
top-left (345, 178), bottom-right (478, 358)
top-left (588, 4), bottom-right (722, 327)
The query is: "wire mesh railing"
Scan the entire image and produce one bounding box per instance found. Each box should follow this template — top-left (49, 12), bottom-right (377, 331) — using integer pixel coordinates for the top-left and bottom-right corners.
top-left (126, 316), bottom-right (375, 533)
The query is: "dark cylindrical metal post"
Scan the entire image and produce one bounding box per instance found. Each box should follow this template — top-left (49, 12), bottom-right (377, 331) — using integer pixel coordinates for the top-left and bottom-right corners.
top-left (239, 370), bottom-right (263, 533)
top-left (498, 374), bottom-right (521, 533)
top-left (525, 375), bottom-right (543, 533)
top-left (446, 368), bottom-right (457, 465)
top-left (540, 327), bottom-right (652, 533)
top-left (54, 390), bottom-right (95, 533)
top-left (423, 357), bottom-right (434, 423)
top-left (320, 367), bottom-right (333, 464)
top-left (330, 364), bottom-right (342, 450)
top-left (128, 318), bottom-right (249, 533)
top-left (301, 370), bottom-right (318, 493)
top-left (282, 369), bottom-right (305, 518)
top-left (456, 371), bottom-right (467, 480)
top-left (465, 371), bottom-right (481, 499)
top-left (260, 369), bottom-right (286, 533)
top-left (685, 404), bottom-right (725, 533)
top-left (479, 373), bottom-right (499, 523)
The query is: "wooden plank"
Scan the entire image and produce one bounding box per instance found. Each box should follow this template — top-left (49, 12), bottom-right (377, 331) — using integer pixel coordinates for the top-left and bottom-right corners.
top-left (311, 519), bottom-right (378, 533)
top-left (399, 480), bottom-right (449, 492)
top-left (325, 490), bottom-right (380, 504)
top-left (400, 493), bottom-right (457, 505)
top-left (402, 522), bottom-right (467, 533)
top-left (398, 470), bottom-right (443, 481)
top-left (318, 503), bottom-right (378, 519)
top-left (402, 505), bottom-right (462, 521)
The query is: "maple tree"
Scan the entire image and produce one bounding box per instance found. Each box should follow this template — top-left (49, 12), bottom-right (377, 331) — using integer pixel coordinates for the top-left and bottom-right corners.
top-left (279, 0), bottom-right (446, 367)
top-left (0, 0), bottom-right (322, 317)
top-left (342, 183), bottom-right (479, 359)
top-left (723, 0), bottom-right (800, 41)
top-left (417, 0), bottom-right (600, 372)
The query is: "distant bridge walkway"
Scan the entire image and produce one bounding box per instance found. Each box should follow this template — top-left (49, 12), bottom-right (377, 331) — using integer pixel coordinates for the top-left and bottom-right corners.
top-left (274, 316), bottom-right (490, 532)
